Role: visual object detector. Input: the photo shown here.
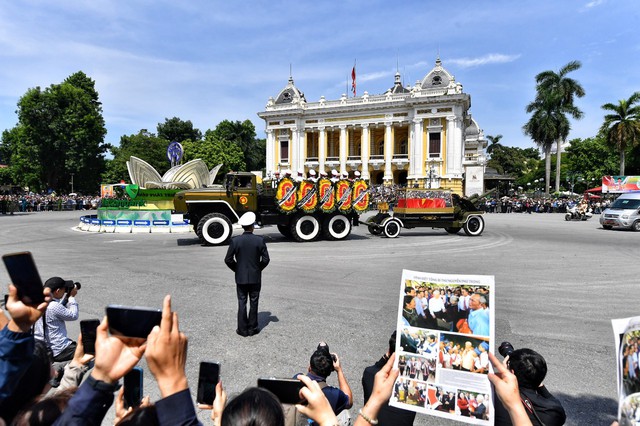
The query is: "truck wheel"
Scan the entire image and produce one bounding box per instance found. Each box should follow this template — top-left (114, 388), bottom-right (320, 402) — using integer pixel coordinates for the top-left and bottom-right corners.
top-left (197, 213), bottom-right (232, 245)
top-left (277, 224), bottom-right (292, 239)
top-left (463, 215), bottom-right (484, 236)
top-left (445, 227), bottom-right (461, 234)
top-left (323, 214), bottom-right (352, 240)
top-left (383, 219), bottom-right (401, 238)
top-left (368, 224), bottom-right (382, 235)
top-left (291, 215), bottom-right (320, 242)
top-left (632, 221), bottom-right (640, 232)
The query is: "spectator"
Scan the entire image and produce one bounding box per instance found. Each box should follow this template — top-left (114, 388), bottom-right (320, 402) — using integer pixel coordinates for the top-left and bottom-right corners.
top-left (467, 293), bottom-right (490, 336)
top-left (34, 277), bottom-right (80, 363)
top-left (296, 342), bottom-right (353, 423)
top-left (362, 331), bottom-right (415, 425)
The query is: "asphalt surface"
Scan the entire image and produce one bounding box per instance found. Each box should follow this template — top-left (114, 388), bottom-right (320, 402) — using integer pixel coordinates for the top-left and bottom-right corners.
top-left (1, 209), bottom-right (637, 425)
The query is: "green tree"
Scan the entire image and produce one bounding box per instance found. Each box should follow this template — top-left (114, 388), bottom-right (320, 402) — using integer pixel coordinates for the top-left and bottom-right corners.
top-left (102, 130), bottom-right (170, 184)
top-left (487, 145), bottom-right (539, 178)
top-left (8, 71), bottom-right (107, 193)
top-left (531, 61), bottom-right (585, 193)
top-left (523, 94), bottom-right (569, 195)
top-left (210, 120), bottom-right (265, 171)
top-left (600, 92), bottom-right (640, 175)
top-left (564, 137), bottom-right (618, 190)
top-left (157, 117), bottom-right (202, 143)
top-left (485, 134), bottom-right (503, 155)
top-left (182, 130), bottom-right (245, 179)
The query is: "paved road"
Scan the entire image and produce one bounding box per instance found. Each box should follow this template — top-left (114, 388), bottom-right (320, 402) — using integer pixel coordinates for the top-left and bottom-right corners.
top-left (1, 210), bottom-right (637, 425)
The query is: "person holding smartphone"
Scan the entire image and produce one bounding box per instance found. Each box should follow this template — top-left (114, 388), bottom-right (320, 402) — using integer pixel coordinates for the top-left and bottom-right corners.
top-left (33, 277), bottom-right (80, 364)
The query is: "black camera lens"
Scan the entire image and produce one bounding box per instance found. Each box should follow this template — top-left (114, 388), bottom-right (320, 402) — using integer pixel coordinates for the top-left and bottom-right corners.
top-left (498, 341), bottom-right (515, 358)
top-left (74, 282), bottom-right (82, 290)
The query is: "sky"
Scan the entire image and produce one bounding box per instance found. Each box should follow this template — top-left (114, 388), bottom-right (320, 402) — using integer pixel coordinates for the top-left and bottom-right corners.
top-left (0, 0), bottom-right (638, 151)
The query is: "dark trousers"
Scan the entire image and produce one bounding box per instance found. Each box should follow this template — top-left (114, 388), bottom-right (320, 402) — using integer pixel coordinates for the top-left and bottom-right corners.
top-left (53, 341), bottom-right (77, 362)
top-left (236, 283), bottom-right (260, 334)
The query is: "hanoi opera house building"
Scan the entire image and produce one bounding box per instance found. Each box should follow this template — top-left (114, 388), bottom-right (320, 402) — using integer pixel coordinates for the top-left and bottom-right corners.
top-left (257, 58), bottom-right (488, 197)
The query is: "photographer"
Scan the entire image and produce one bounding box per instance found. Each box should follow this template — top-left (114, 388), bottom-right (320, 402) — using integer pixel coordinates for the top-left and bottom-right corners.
top-left (34, 277), bottom-right (80, 363)
top-left (494, 343), bottom-right (566, 426)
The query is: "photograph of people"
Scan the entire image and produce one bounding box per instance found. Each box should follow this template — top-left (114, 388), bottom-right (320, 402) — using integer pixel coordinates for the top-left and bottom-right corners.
top-left (438, 334), bottom-right (490, 375)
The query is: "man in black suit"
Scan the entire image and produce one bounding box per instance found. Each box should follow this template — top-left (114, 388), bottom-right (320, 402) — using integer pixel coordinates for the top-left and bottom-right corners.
top-left (224, 212), bottom-right (270, 337)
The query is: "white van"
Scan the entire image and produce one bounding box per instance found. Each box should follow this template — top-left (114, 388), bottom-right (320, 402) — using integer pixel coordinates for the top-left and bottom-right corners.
top-left (600, 192), bottom-right (640, 231)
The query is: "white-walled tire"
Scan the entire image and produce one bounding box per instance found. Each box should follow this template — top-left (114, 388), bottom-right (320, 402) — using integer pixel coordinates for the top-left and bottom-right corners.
top-left (291, 215), bottom-right (320, 242)
top-left (197, 213), bottom-right (232, 245)
top-left (323, 214), bottom-right (352, 240)
top-left (383, 218), bottom-right (402, 238)
top-left (463, 215), bottom-right (484, 236)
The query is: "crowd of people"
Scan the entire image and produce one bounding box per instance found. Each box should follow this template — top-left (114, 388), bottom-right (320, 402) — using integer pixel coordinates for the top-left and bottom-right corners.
top-left (0, 281), bottom-right (535, 426)
top-left (480, 196), bottom-right (610, 214)
top-left (0, 194), bottom-right (100, 214)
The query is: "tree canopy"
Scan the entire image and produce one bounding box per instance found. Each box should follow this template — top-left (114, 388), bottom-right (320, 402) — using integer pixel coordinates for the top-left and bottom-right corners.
top-left (1, 71), bottom-right (108, 193)
top-left (209, 120), bottom-right (265, 171)
top-left (182, 130), bottom-right (246, 178)
top-left (102, 130), bottom-right (170, 184)
top-left (157, 117), bottom-right (202, 143)
top-left (600, 92), bottom-right (640, 175)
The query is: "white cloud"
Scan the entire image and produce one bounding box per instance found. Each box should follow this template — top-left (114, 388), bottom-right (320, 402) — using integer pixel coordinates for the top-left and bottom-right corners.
top-left (447, 54), bottom-right (521, 69)
top-left (585, 0), bottom-right (605, 8)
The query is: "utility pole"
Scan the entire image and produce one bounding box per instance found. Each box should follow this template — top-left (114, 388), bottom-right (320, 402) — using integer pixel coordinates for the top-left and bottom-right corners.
top-left (70, 173), bottom-right (74, 194)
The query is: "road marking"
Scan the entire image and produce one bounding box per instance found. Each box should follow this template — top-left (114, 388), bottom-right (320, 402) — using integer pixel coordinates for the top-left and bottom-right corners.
top-left (105, 240), bottom-right (134, 243)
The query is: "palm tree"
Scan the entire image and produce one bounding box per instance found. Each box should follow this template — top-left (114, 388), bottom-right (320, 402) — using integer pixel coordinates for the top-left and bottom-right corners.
top-left (600, 92), bottom-right (640, 175)
top-left (486, 134), bottom-right (503, 155)
top-left (532, 61), bottom-right (585, 192)
top-left (523, 95), bottom-right (569, 195)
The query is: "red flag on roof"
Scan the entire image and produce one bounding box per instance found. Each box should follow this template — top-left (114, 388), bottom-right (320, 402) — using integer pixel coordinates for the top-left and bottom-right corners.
top-left (351, 64), bottom-right (356, 97)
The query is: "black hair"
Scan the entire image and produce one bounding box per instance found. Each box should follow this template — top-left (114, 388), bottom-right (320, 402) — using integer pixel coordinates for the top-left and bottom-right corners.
top-left (310, 349), bottom-right (334, 378)
top-left (0, 340), bottom-right (52, 423)
top-left (11, 387), bottom-right (77, 426)
top-left (403, 295), bottom-right (414, 307)
top-left (116, 405), bottom-right (159, 425)
top-left (388, 331), bottom-right (397, 355)
top-left (221, 387), bottom-right (284, 426)
top-left (509, 348), bottom-right (547, 389)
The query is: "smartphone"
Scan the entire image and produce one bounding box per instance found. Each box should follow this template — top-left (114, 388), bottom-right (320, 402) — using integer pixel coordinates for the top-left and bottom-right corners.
top-left (123, 367), bottom-right (143, 408)
top-left (257, 378), bottom-right (305, 405)
top-left (106, 305), bottom-right (162, 339)
top-left (196, 361), bottom-right (220, 405)
top-left (80, 319), bottom-right (100, 355)
top-left (2, 251), bottom-right (45, 305)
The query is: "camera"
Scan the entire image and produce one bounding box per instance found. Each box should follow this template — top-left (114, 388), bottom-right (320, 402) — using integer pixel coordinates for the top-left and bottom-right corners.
top-left (64, 282), bottom-right (81, 292)
top-left (498, 341), bottom-right (515, 358)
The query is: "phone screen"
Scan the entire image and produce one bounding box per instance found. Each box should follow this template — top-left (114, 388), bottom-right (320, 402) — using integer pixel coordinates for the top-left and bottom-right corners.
top-left (80, 319), bottom-right (101, 355)
top-left (123, 367), bottom-right (143, 408)
top-left (106, 305), bottom-right (162, 339)
top-left (197, 361), bottom-right (220, 405)
top-left (257, 378), bottom-right (305, 405)
top-left (2, 251), bottom-right (45, 305)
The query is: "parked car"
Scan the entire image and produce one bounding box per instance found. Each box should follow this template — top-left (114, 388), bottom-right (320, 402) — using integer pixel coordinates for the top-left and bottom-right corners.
top-left (599, 192), bottom-right (640, 231)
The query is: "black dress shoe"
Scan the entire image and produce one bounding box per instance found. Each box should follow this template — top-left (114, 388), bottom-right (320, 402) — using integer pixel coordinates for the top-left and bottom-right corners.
top-left (236, 329), bottom-right (249, 337)
top-left (249, 328), bottom-right (260, 336)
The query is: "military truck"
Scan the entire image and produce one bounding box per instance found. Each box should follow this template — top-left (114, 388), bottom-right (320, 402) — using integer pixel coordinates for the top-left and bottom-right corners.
top-left (173, 172), bottom-right (369, 245)
top-left (366, 189), bottom-right (485, 237)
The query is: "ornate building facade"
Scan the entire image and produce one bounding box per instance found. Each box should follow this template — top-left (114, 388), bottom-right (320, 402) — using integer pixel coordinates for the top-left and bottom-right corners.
top-left (257, 58), bottom-right (487, 196)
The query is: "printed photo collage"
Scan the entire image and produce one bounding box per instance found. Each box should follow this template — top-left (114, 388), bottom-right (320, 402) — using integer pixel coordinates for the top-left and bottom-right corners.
top-left (613, 317), bottom-right (640, 426)
top-left (392, 270), bottom-right (495, 425)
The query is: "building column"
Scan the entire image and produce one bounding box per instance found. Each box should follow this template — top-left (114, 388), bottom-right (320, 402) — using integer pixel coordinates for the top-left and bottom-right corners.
top-left (265, 128), bottom-right (275, 176)
top-left (410, 118), bottom-right (423, 179)
top-left (446, 115), bottom-right (463, 176)
top-left (384, 122), bottom-right (393, 182)
top-left (296, 126), bottom-right (305, 173)
top-left (361, 124), bottom-right (370, 180)
top-left (318, 127), bottom-right (326, 173)
top-left (339, 124), bottom-right (347, 174)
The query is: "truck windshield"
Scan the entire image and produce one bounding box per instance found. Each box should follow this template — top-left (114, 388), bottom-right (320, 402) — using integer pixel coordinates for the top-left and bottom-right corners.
top-left (610, 198), bottom-right (640, 209)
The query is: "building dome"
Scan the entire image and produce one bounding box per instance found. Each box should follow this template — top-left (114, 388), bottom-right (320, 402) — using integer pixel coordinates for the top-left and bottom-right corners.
top-left (420, 57), bottom-right (455, 89)
top-left (273, 76), bottom-right (306, 105)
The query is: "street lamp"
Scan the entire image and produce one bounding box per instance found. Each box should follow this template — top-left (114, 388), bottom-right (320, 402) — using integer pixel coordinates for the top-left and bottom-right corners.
top-left (70, 173), bottom-right (74, 194)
